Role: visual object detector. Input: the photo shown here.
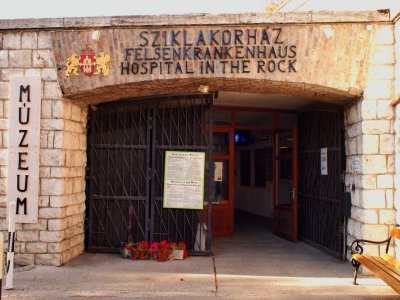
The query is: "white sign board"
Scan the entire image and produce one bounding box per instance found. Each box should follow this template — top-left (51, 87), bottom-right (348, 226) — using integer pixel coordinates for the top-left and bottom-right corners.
top-left (8, 77), bottom-right (41, 223)
top-left (214, 161), bottom-right (223, 182)
top-left (320, 147), bottom-right (328, 175)
top-left (163, 151), bottom-right (205, 210)
top-left (352, 157), bottom-right (361, 173)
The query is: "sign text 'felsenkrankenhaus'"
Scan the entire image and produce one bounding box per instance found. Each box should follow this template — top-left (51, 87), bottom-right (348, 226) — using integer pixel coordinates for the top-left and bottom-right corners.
top-left (121, 27), bottom-right (297, 76)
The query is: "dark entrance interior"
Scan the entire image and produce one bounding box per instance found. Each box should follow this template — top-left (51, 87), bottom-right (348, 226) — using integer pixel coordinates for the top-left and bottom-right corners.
top-left (85, 92), bottom-right (346, 259)
top-left (211, 106), bottom-right (298, 242)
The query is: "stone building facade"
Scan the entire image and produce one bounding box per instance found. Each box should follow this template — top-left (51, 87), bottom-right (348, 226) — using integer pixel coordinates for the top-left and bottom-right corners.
top-left (0, 10), bottom-right (398, 266)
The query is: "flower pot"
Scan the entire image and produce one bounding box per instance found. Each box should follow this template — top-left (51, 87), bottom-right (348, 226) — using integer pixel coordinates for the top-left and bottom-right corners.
top-left (171, 249), bottom-right (184, 260)
top-left (122, 248), bottom-right (132, 258)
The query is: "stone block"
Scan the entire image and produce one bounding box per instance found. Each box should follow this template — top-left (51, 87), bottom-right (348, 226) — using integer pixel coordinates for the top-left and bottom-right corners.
top-left (347, 103), bottom-right (360, 125)
top-left (361, 135), bottom-right (378, 154)
top-left (362, 244), bottom-right (379, 256)
top-left (66, 203), bottom-right (84, 217)
top-left (379, 210), bottom-right (396, 225)
top-left (377, 175), bottom-right (393, 188)
top-left (24, 68), bottom-right (41, 77)
top-left (9, 50), bottom-right (32, 67)
top-left (43, 81), bottom-right (62, 99)
top-left (50, 195), bottom-right (71, 208)
top-left (52, 100), bottom-right (71, 119)
top-left (362, 155), bottom-right (387, 174)
top-left (26, 242), bottom-right (47, 254)
top-left (379, 134), bottom-right (394, 154)
top-left (42, 68), bottom-right (58, 81)
top-left (50, 167), bottom-right (69, 178)
top-left (40, 149), bottom-right (65, 166)
top-left (360, 100), bottom-right (376, 120)
top-left (367, 65), bottom-right (395, 80)
top-left (362, 120), bottom-right (391, 134)
top-left (41, 100), bottom-right (52, 119)
top-left (40, 231), bottom-right (64, 243)
top-left (371, 25), bottom-right (394, 45)
top-left (21, 32), bottom-right (38, 49)
top-left (3, 33), bottom-right (21, 49)
top-left (39, 207), bottom-right (66, 219)
top-left (386, 189), bottom-right (394, 209)
top-left (38, 31), bottom-right (52, 49)
top-left (35, 253), bottom-right (62, 266)
top-left (369, 45), bottom-right (395, 65)
top-left (15, 253), bottom-right (34, 266)
top-left (32, 50), bottom-right (55, 68)
top-left (79, 134), bottom-right (87, 150)
top-left (357, 175), bottom-right (376, 189)
top-left (17, 230), bottom-right (39, 242)
top-left (351, 207), bottom-right (378, 224)
top-left (361, 189), bottom-right (386, 208)
top-left (387, 155), bottom-right (395, 173)
top-left (361, 224), bottom-right (388, 240)
top-left (48, 219), bottom-right (69, 231)
top-left (1, 68), bottom-right (24, 81)
top-left (348, 137), bottom-right (357, 155)
top-left (0, 50), bottom-right (8, 68)
top-left (64, 120), bottom-right (84, 133)
top-left (41, 166), bottom-right (51, 181)
top-left (377, 100), bottom-right (394, 119)
top-left (39, 196), bottom-right (50, 207)
top-left (364, 80), bottom-right (393, 100)
top-left (66, 150), bottom-right (86, 167)
top-left (41, 119), bottom-right (65, 131)
top-left (48, 240), bottom-right (71, 253)
top-left (0, 82), bottom-right (9, 100)
top-left (71, 104), bottom-right (82, 122)
top-left (347, 218), bottom-right (362, 237)
top-left (23, 219), bottom-right (47, 230)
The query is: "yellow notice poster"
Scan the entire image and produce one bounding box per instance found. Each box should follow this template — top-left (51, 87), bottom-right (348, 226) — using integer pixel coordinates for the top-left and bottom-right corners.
top-left (163, 151), bottom-right (205, 210)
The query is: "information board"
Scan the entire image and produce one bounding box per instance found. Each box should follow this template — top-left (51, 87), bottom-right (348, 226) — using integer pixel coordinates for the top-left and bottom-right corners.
top-left (163, 151), bottom-right (205, 209)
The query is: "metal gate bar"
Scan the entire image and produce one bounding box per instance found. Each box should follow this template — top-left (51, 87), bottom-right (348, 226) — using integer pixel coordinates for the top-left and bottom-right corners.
top-left (298, 110), bottom-right (345, 258)
top-left (87, 95), bottom-right (212, 253)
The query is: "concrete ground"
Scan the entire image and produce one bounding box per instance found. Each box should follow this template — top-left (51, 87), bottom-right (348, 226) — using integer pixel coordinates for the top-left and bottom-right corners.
top-left (2, 216), bottom-right (399, 299)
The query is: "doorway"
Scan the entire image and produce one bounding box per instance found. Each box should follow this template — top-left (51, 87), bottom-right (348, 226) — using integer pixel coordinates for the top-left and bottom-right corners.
top-left (211, 106), bottom-right (298, 242)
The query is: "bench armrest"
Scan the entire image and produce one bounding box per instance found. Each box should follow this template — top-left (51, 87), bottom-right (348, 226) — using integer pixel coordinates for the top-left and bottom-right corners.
top-left (350, 237), bottom-right (391, 256)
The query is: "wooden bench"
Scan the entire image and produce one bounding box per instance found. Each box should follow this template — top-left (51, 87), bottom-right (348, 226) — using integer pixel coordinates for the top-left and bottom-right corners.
top-left (350, 225), bottom-right (400, 294)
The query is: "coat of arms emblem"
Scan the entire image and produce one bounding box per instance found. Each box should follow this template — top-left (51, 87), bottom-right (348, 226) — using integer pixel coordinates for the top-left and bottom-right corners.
top-left (65, 45), bottom-right (110, 77)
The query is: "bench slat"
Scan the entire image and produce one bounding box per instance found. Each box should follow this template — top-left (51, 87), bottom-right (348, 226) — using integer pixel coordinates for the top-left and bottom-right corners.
top-left (380, 253), bottom-right (400, 269)
top-left (389, 227), bottom-right (400, 239)
top-left (372, 257), bottom-right (400, 281)
top-left (353, 254), bottom-right (400, 294)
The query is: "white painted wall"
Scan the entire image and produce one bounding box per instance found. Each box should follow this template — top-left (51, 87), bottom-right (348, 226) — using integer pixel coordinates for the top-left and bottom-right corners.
top-left (234, 140), bottom-right (273, 218)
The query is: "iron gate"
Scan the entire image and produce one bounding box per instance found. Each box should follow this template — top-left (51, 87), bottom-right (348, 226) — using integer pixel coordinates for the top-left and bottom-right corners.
top-left (87, 95), bottom-right (212, 252)
top-left (298, 109), bottom-right (345, 258)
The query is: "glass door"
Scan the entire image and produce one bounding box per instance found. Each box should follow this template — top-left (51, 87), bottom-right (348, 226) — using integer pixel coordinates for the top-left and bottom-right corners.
top-left (211, 127), bottom-right (234, 236)
top-left (273, 126), bottom-right (298, 242)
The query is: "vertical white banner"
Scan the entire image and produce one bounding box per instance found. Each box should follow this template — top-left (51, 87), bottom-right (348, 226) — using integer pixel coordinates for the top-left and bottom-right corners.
top-left (320, 147), bottom-right (328, 175)
top-left (7, 77), bottom-right (41, 223)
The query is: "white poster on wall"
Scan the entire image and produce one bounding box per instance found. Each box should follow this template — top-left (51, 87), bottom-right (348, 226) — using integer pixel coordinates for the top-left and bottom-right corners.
top-left (7, 77), bottom-right (41, 223)
top-left (163, 151), bottom-right (205, 210)
top-left (320, 147), bottom-right (328, 175)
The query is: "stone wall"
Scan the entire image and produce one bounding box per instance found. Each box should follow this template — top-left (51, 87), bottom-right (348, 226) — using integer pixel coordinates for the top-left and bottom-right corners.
top-left (0, 31), bottom-right (87, 266)
top-left (345, 24), bottom-right (397, 260)
top-left (395, 16), bottom-right (400, 259)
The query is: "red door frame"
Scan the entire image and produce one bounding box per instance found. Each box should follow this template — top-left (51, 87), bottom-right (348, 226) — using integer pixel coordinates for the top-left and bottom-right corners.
top-left (210, 106), bottom-right (297, 239)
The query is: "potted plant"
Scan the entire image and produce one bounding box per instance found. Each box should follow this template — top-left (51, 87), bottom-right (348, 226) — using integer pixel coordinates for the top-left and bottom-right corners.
top-left (120, 241), bottom-right (134, 258)
top-left (170, 242), bottom-right (188, 260)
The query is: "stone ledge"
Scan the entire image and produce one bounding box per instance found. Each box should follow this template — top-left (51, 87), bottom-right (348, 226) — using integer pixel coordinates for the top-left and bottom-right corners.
top-left (0, 10), bottom-right (391, 30)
